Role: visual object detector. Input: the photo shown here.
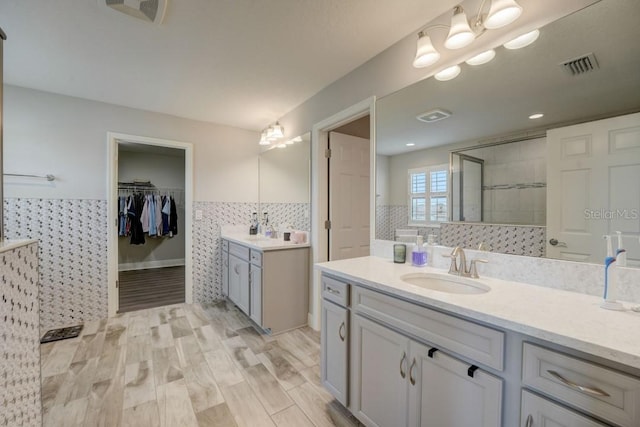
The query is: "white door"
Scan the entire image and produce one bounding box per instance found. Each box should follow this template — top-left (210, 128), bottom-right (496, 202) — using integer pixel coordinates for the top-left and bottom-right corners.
top-left (547, 112), bottom-right (640, 264)
top-left (408, 341), bottom-right (502, 427)
top-left (321, 299), bottom-right (348, 405)
top-left (351, 314), bottom-right (410, 427)
top-left (329, 132), bottom-right (370, 260)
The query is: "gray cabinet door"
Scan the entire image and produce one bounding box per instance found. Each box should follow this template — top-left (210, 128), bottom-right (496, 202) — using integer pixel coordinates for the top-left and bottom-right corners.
top-left (250, 265), bottom-right (262, 325)
top-left (229, 253), bottom-right (249, 313)
top-left (351, 314), bottom-right (410, 427)
top-left (408, 341), bottom-right (503, 427)
top-left (321, 299), bottom-right (348, 405)
top-left (521, 391), bottom-right (607, 427)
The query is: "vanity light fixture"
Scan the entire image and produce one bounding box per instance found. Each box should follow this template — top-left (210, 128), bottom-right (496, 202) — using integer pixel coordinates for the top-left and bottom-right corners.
top-left (406, 143), bottom-right (416, 147)
top-left (261, 122), bottom-right (285, 145)
top-left (435, 65), bottom-right (461, 81)
top-left (503, 29), bottom-right (540, 49)
top-left (412, 0), bottom-right (524, 69)
top-left (529, 113), bottom-right (544, 119)
top-left (444, 6), bottom-right (475, 49)
top-left (259, 131), bottom-right (271, 145)
top-left (465, 49), bottom-right (496, 65)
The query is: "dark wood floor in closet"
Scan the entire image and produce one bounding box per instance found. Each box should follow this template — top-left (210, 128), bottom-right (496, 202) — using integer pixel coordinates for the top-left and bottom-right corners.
top-left (118, 266), bottom-right (185, 313)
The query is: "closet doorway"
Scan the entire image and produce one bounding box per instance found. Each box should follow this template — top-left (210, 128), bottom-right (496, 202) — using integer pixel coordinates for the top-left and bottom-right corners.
top-left (107, 133), bottom-right (193, 317)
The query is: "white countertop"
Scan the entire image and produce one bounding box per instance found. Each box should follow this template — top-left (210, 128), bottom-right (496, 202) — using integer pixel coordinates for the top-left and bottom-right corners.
top-left (222, 232), bottom-right (310, 251)
top-left (316, 256), bottom-right (640, 371)
top-left (0, 239), bottom-right (38, 253)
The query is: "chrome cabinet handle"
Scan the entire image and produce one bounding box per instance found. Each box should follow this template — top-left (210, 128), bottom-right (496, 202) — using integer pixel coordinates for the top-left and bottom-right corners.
top-left (547, 370), bottom-right (610, 397)
top-left (409, 358), bottom-right (417, 386)
top-left (400, 352), bottom-right (407, 378)
top-left (338, 322), bottom-right (346, 341)
top-left (326, 286), bottom-right (340, 295)
top-left (525, 414), bottom-right (533, 427)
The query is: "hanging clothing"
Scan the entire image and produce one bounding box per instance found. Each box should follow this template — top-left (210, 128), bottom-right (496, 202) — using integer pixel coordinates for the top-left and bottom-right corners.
top-left (155, 195), bottom-right (163, 235)
top-left (140, 196), bottom-right (150, 233)
top-left (129, 194), bottom-right (145, 245)
top-left (162, 196), bottom-right (171, 236)
top-left (148, 195), bottom-right (157, 237)
top-left (169, 196), bottom-right (178, 236)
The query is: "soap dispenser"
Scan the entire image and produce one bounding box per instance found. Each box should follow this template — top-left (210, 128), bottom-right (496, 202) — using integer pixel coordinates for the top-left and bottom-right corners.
top-left (412, 235), bottom-right (427, 267)
top-left (249, 212), bottom-right (258, 235)
top-left (425, 234), bottom-right (436, 266)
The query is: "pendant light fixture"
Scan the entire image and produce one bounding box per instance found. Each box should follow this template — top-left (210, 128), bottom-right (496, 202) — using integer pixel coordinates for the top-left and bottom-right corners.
top-left (435, 65), bottom-right (461, 81)
top-left (465, 49), bottom-right (496, 65)
top-left (270, 122), bottom-right (284, 139)
top-left (259, 131), bottom-right (270, 146)
top-left (260, 122), bottom-right (285, 145)
top-left (444, 6), bottom-right (475, 49)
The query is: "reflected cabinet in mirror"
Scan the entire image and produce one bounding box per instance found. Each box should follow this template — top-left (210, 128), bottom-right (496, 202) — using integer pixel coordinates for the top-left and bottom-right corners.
top-left (258, 133), bottom-right (310, 232)
top-left (375, 0), bottom-right (640, 265)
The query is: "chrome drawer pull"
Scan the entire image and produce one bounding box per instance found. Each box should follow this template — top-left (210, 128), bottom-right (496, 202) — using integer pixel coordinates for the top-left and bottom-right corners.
top-left (326, 286), bottom-right (340, 295)
top-left (525, 414), bottom-right (533, 427)
top-left (547, 370), bottom-right (610, 397)
top-left (400, 352), bottom-right (407, 378)
top-left (338, 322), bottom-right (346, 342)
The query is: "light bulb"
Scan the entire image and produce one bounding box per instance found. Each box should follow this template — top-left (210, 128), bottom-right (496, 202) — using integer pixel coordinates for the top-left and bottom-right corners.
top-left (434, 65), bottom-right (461, 81)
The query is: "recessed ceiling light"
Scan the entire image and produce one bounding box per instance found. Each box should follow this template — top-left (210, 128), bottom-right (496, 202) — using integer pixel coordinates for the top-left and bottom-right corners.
top-left (504, 29), bottom-right (540, 50)
top-left (406, 143), bottom-right (416, 147)
top-left (529, 113), bottom-right (544, 119)
top-left (465, 49), bottom-right (496, 66)
top-left (434, 65), bottom-right (461, 81)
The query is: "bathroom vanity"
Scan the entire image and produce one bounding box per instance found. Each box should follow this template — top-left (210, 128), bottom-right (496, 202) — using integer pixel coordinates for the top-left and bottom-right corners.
top-left (317, 256), bottom-right (640, 427)
top-left (221, 232), bottom-right (309, 334)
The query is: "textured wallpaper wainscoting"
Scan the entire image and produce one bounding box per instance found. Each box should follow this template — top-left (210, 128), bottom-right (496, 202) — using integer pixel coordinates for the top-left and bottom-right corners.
top-left (0, 241), bottom-right (42, 427)
top-left (4, 198), bottom-right (309, 330)
top-left (4, 199), bottom-right (108, 329)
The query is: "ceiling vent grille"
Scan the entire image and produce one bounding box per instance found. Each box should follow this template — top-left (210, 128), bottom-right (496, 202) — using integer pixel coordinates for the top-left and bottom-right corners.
top-left (416, 108), bottom-right (452, 123)
top-left (560, 53), bottom-right (599, 76)
top-left (104, 0), bottom-right (168, 24)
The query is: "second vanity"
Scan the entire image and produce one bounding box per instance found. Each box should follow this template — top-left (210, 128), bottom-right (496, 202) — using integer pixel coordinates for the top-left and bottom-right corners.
top-left (221, 230), bottom-right (309, 334)
top-left (316, 256), bottom-right (640, 427)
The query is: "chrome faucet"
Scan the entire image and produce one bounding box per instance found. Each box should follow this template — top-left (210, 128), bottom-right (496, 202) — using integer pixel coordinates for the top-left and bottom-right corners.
top-left (442, 246), bottom-right (488, 278)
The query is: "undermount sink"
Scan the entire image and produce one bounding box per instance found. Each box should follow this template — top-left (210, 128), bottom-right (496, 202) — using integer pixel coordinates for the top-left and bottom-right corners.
top-left (400, 273), bottom-right (490, 295)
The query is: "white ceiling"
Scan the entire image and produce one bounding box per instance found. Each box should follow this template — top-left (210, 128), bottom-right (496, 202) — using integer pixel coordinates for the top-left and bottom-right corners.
top-left (0, 0), bottom-right (459, 131)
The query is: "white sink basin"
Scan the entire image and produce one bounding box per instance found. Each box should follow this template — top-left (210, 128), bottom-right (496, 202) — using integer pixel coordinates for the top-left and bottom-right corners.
top-left (400, 273), bottom-right (490, 295)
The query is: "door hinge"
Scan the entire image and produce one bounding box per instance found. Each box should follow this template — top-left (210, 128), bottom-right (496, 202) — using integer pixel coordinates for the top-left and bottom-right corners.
top-left (325, 220), bottom-right (331, 230)
top-left (116, 280), bottom-right (119, 289)
top-left (325, 148), bottom-right (331, 158)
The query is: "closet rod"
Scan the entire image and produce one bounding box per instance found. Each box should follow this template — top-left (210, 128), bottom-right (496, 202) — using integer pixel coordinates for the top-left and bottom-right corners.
top-left (4, 173), bottom-right (55, 181)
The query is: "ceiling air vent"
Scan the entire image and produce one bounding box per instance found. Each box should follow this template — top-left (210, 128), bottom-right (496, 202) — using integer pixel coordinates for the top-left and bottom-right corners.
top-left (560, 53), bottom-right (599, 76)
top-left (416, 108), bottom-right (452, 123)
top-left (104, 0), bottom-right (168, 24)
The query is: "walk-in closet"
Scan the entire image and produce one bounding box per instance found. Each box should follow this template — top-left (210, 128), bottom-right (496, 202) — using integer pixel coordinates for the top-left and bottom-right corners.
top-left (117, 142), bottom-right (186, 312)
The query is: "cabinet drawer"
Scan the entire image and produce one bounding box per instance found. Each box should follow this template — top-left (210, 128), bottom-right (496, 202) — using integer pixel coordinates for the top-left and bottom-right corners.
top-left (522, 342), bottom-right (640, 427)
top-left (521, 391), bottom-right (608, 427)
top-left (250, 249), bottom-right (262, 266)
top-left (352, 286), bottom-right (504, 371)
top-left (222, 239), bottom-right (229, 251)
top-left (322, 275), bottom-right (349, 307)
top-left (229, 242), bottom-right (250, 260)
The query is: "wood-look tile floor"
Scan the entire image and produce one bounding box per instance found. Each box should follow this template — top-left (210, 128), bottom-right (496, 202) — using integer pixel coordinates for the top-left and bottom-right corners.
top-left (40, 301), bottom-right (362, 427)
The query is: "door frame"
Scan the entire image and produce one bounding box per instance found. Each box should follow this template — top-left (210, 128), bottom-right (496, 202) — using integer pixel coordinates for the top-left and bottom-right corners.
top-left (106, 132), bottom-right (194, 317)
top-left (309, 96), bottom-right (376, 329)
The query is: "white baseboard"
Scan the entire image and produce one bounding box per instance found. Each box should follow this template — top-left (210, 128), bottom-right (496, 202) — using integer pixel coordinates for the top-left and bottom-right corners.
top-left (118, 258), bottom-right (185, 272)
top-left (308, 312), bottom-right (320, 331)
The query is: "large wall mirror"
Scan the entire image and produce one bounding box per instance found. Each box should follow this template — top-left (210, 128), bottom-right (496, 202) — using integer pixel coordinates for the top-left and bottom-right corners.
top-left (375, 0), bottom-right (640, 264)
top-left (258, 133), bottom-right (310, 232)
